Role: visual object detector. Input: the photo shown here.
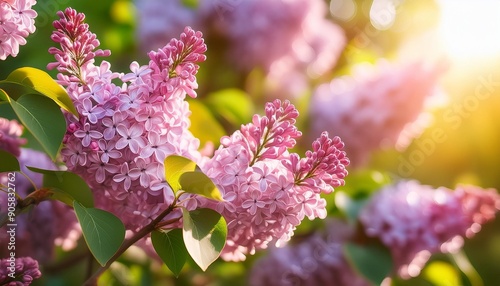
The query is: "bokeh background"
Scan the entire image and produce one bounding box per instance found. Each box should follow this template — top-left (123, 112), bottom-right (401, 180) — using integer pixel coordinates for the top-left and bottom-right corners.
top-left (1, 0), bottom-right (500, 285)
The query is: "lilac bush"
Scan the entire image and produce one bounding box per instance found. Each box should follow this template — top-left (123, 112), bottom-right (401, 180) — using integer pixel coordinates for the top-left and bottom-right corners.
top-left (48, 8), bottom-right (349, 266)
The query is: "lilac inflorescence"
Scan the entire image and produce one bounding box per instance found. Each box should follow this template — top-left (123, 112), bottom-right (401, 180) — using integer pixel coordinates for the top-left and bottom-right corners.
top-left (48, 8), bottom-right (207, 231)
top-left (0, 0), bottom-right (37, 60)
top-left (200, 99), bottom-right (349, 261)
top-left (360, 180), bottom-right (500, 279)
top-left (0, 256), bottom-right (41, 285)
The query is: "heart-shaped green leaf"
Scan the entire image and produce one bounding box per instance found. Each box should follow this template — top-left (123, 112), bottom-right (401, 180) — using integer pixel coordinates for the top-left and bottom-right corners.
top-left (73, 201), bottom-right (125, 266)
top-left (151, 229), bottom-right (188, 277)
top-left (179, 171), bottom-right (222, 201)
top-left (164, 155), bottom-right (197, 193)
top-left (182, 208), bottom-right (227, 271)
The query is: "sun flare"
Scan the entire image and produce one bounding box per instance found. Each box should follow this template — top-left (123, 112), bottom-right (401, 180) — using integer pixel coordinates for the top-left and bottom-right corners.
top-left (438, 0), bottom-right (500, 60)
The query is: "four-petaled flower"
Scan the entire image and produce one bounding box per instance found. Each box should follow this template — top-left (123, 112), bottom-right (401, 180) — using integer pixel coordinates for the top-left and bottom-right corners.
top-left (115, 123), bottom-right (145, 153)
top-left (74, 123), bottom-right (103, 147)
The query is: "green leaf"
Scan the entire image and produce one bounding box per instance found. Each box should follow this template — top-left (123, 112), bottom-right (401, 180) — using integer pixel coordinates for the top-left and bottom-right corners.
top-left (6, 67), bottom-right (78, 116)
top-left (204, 88), bottom-right (254, 127)
top-left (0, 150), bottom-right (20, 172)
top-left (151, 229), bottom-right (188, 277)
top-left (0, 88), bottom-right (9, 102)
top-left (182, 208), bottom-right (227, 271)
top-left (179, 171), bottom-right (222, 201)
top-left (7, 94), bottom-right (66, 161)
top-left (344, 242), bottom-right (393, 285)
top-left (27, 167), bottom-right (94, 208)
top-left (73, 201), bottom-right (125, 266)
top-left (0, 82), bottom-right (36, 101)
top-left (188, 100), bottom-right (226, 148)
top-left (164, 155), bottom-right (197, 193)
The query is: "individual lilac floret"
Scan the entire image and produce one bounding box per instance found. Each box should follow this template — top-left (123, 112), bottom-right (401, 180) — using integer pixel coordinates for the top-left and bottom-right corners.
top-left (0, 0), bottom-right (37, 60)
top-left (0, 118), bottom-right (26, 157)
top-left (0, 257), bottom-right (41, 285)
top-left (249, 220), bottom-right (370, 286)
top-left (199, 100), bottom-right (349, 261)
top-left (49, 8), bottom-right (206, 231)
top-left (309, 60), bottom-right (446, 167)
top-left (359, 180), bottom-right (500, 279)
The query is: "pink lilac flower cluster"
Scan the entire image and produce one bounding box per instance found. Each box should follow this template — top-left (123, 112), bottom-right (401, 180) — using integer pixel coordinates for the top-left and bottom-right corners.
top-left (197, 99), bottom-right (349, 261)
top-left (309, 60), bottom-right (446, 167)
top-left (0, 118), bottom-right (26, 156)
top-left (249, 219), bottom-right (369, 286)
top-left (0, 118), bottom-right (81, 262)
top-left (136, 0), bottom-right (345, 97)
top-left (359, 180), bottom-right (500, 279)
top-left (0, 0), bottom-right (37, 60)
top-left (48, 8), bottom-right (206, 231)
top-left (0, 256), bottom-right (41, 285)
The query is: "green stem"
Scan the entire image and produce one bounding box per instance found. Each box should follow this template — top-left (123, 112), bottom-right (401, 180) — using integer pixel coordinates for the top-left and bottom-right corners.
top-left (450, 250), bottom-right (483, 286)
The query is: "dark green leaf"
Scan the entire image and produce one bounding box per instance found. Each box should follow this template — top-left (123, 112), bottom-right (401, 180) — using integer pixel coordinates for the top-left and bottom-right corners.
top-left (182, 208), bottom-right (227, 271)
top-left (0, 150), bottom-right (20, 172)
top-left (8, 94), bottom-right (66, 161)
top-left (73, 201), bottom-right (125, 266)
top-left (0, 82), bottom-right (35, 101)
top-left (27, 167), bottom-right (94, 208)
top-left (179, 171), bottom-right (222, 201)
top-left (151, 229), bottom-right (188, 277)
top-left (6, 67), bottom-right (78, 116)
top-left (344, 242), bottom-right (393, 285)
top-left (164, 155), bottom-right (197, 193)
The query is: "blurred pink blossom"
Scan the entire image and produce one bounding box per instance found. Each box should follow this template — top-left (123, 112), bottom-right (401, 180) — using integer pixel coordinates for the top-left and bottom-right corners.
top-left (250, 219), bottom-right (370, 286)
top-left (360, 180), bottom-right (500, 279)
top-left (310, 60), bottom-right (446, 167)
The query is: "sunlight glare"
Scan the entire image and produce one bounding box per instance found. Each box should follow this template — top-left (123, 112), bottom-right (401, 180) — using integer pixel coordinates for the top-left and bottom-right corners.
top-left (438, 0), bottom-right (500, 60)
